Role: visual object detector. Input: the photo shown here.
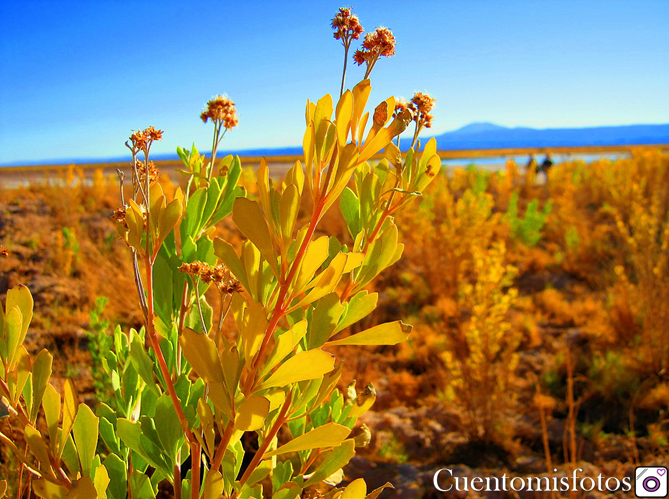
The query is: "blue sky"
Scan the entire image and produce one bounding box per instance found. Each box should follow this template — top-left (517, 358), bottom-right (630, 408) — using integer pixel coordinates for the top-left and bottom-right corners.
top-left (1, 0), bottom-right (667, 164)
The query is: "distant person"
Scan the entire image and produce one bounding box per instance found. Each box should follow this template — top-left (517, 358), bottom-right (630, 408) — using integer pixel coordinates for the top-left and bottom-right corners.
top-left (541, 153), bottom-right (553, 174)
top-left (536, 153), bottom-right (553, 182)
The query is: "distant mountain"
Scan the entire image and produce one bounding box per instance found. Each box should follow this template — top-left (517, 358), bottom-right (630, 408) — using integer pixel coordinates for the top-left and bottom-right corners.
top-left (420, 122), bottom-right (669, 150)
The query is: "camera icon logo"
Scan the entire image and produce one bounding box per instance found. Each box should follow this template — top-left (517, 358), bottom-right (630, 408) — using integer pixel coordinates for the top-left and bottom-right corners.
top-left (635, 466), bottom-right (668, 497)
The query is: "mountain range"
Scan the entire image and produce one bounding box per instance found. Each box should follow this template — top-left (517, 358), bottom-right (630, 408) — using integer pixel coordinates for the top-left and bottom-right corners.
top-left (421, 122), bottom-right (669, 150)
top-left (216, 122), bottom-right (669, 157)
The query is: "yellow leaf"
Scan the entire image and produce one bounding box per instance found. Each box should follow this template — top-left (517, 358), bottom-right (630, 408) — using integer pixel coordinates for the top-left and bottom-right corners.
top-left (232, 198), bottom-right (279, 277)
top-left (66, 477), bottom-right (97, 499)
top-left (335, 90), bottom-right (353, 148)
top-left (314, 94), bottom-right (334, 153)
top-left (343, 478), bottom-right (367, 499)
top-left (265, 390), bottom-right (286, 412)
top-left (179, 328), bottom-right (224, 383)
top-left (257, 349), bottom-right (335, 391)
top-left (351, 80), bottom-right (372, 144)
top-left (279, 184), bottom-right (300, 241)
top-left (43, 384), bottom-right (60, 449)
top-left (367, 483), bottom-right (394, 499)
top-left (239, 301), bottom-right (268, 368)
top-left (207, 381), bottom-right (232, 420)
top-left (93, 465), bottom-right (110, 499)
top-left (59, 379), bottom-right (78, 457)
top-left (257, 158), bottom-right (272, 223)
top-left (264, 320), bottom-right (307, 374)
top-left (25, 426), bottom-right (53, 474)
top-left (288, 253), bottom-right (348, 312)
top-left (33, 480), bottom-right (68, 499)
top-left (0, 480), bottom-right (6, 499)
top-left (294, 236), bottom-right (330, 292)
top-left (326, 321), bottom-right (412, 347)
top-left (6, 284), bottom-right (33, 339)
top-left (221, 343), bottom-right (241, 398)
top-left (343, 253), bottom-right (365, 273)
top-left (265, 423), bottom-right (350, 457)
top-left (359, 112), bottom-right (411, 164)
top-left (202, 471), bottom-right (224, 499)
top-left (234, 395), bottom-right (270, 431)
top-left (159, 198), bottom-right (183, 244)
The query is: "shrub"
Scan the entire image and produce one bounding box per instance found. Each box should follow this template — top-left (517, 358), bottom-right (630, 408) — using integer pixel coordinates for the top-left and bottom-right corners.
top-left (0, 8), bottom-right (440, 499)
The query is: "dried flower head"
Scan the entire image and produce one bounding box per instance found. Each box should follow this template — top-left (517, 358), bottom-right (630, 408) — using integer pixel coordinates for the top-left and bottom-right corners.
top-left (201, 95), bottom-right (238, 130)
top-left (408, 91), bottom-right (436, 129)
top-left (134, 159), bottom-right (159, 183)
top-left (0, 246), bottom-right (8, 257)
top-left (353, 26), bottom-right (396, 79)
top-left (362, 27), bottom-right (395, 57)
top-left (331, 7), bottom-right (364, 43)
top-left (129, 127), bottom-right (164, 151)
top-left (179, 261), bottom-right (243, 295)
top-left (110, 206), bottom-right (128, 229)
top-left (393, 98), bottom-right (410, 119)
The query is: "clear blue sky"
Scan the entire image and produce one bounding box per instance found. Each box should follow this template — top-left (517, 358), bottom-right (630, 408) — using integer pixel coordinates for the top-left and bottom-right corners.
top-left (1, 0), bottom-right (667, 164)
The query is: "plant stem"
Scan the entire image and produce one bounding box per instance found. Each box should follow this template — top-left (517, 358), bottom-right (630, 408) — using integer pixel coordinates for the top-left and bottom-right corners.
top-left (340, 41), bottom-right (350, 97)
top-left (174, 463), bottom-right (181, 499)
top-left (252, 199), bottom-right (325, 371)
top-left (210, 421), bottom-right (235, 473)
top-left (191, 441), bottom-right (201, 499)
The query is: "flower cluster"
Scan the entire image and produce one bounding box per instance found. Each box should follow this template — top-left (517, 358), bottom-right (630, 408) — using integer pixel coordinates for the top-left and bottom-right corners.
top-left (353, 27), bottom-right (396, 66)
top-left (179, 261), bottom-right (243, 295)
top-left (129, 126), bottom-right (163, 151)
top-left (133, 159), bottom-right (159, 183)
top-left (331, 7), bottom-right (364, 44)
top-left (200, 95), bottom-right (238, 130)
top-left (409, 91), bottom-right (436, 129)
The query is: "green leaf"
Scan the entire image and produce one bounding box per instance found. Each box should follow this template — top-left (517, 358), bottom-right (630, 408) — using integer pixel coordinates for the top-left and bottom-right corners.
top-left (335, 292), bottom-right (378, 333)
top-left (103, 454), bottom-right (127, 499)
top-left (154, 394), bottom-right (183, 463)
top-left (129, 336), bottom-right (159, 395)
top-left (31, 349), bottom-right (52, 422)
top-left (326, 321), bottom-right (412, 347)
top-left (272, 461), bottom-right (294, 494)
top-left (257, 349), bottom-right (335, 391)
top-left (309, 294), bottom-right (345, 349)
top-left (201, 179), bottom-right (223, 231)
top-left (265, 423), bottom-right (350, 457)
top-left (181, 187), bottom-right (207, 240)
top-left (340, 187), bottom-right (361, 239)
top-left (72, 404), bottom-right (99, 477)
top-left (303, 439), bottom-right (356, 487)
top-left (129, 471), bottom-right (155, 499)
top-left (99, 416), bottom-right (121, 457)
